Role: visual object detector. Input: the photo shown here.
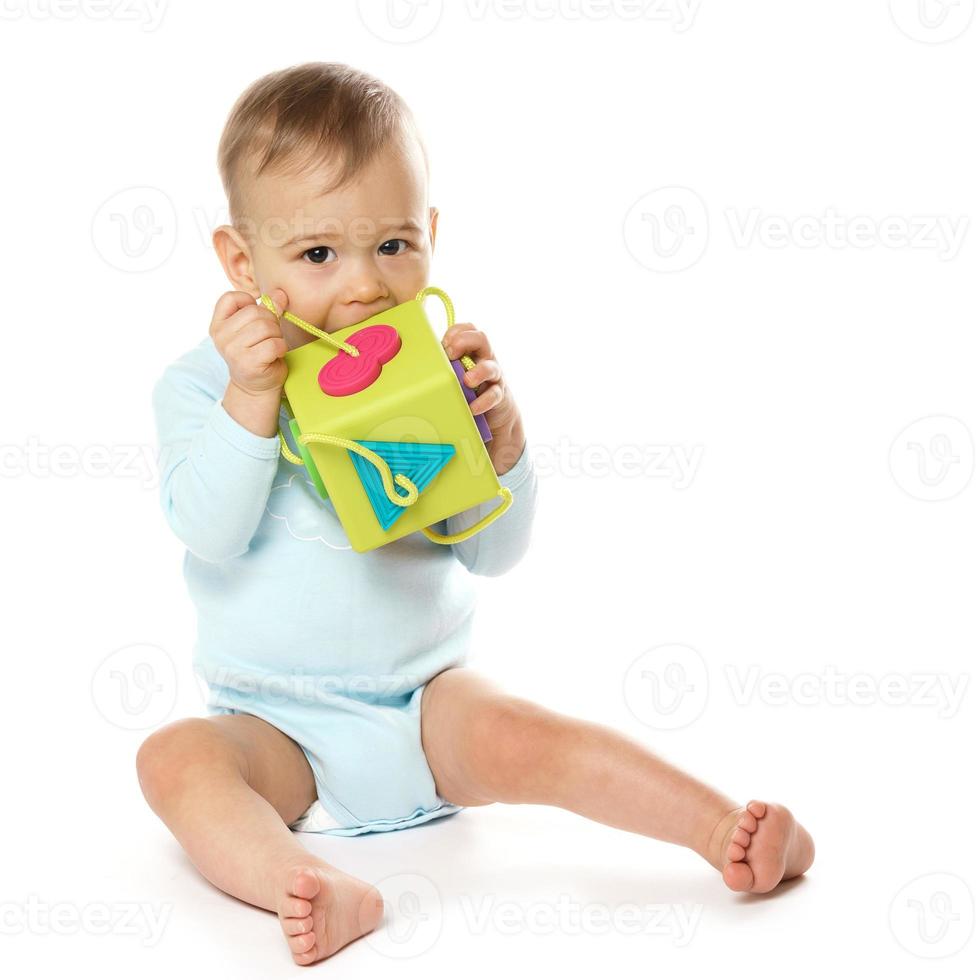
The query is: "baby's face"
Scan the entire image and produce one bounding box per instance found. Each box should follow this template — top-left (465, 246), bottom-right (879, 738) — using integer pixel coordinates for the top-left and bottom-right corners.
top-left (222, 138), bottom-right (436, 350)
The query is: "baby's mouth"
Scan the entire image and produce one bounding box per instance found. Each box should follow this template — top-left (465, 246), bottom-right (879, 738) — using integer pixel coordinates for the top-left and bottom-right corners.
top-left (339, 304), bottom-right (394, 327)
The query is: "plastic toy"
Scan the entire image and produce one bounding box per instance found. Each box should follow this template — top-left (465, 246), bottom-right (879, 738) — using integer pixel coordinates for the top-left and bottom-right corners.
top-left (264, 286), bottom-right (513, 553)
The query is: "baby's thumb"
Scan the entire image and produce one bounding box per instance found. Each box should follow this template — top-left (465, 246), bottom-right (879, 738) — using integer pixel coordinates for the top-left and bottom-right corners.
top-left (263, 288), bottom-right (289, 318)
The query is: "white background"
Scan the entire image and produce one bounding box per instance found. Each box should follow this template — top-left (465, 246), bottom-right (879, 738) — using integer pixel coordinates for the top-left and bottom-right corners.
top-left (1, 1), bottom-right (977, 976)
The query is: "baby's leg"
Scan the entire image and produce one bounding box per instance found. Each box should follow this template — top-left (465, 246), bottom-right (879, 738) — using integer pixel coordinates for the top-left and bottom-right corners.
top-left (136, 714), bottom-right (384, 965)
top-left (422, 668), bottom-right (814, 894)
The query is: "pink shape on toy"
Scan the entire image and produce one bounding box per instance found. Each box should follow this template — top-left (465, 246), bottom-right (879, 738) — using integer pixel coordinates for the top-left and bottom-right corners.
top-left (318, 324), bottom-right (401, 396)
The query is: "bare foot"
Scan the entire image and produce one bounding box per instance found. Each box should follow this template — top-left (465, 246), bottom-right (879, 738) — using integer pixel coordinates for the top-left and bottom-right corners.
top-left (710, 800), bottom-right (815, 894)
top-left (275, 861), bottom-right (385, 966)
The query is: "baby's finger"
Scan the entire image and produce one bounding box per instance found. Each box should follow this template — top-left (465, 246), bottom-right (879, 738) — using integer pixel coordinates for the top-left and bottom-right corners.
top-left (261, 287), bottom-right (289, 319)
top-left (212, 290), bottom-right (257, 325)
top-left (468, 381), bottom-right (505, 415)
top-left (216, 311), bottom-right (268, 348)
top-left (443, 324), bottom-right (492, 360)
top-left (463, 358), bottom-right (501, 388)
top-left (246, 335), bottom-right (289, 366)
top-left (234, 316), bottom-right (288, 349)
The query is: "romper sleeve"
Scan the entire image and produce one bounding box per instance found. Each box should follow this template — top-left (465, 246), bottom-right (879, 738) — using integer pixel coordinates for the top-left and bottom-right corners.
top-left (151, 346), bottom-right (282, 564)
top-left (438, 437), bottom-right (538, 577)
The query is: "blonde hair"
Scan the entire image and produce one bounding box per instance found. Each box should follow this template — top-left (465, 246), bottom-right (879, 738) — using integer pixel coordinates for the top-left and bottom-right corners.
top-left (217, 62), bottom-right (428, 229)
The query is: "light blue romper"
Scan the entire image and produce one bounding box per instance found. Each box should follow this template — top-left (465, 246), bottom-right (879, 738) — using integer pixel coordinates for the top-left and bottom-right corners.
top-left (151, 336), bottom-right (538, 836)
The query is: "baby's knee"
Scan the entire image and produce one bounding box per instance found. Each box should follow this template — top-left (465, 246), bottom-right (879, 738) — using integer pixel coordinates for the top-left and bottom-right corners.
top-left (135, 718), bottom-right (245, 806)
top-left (467, 696), bottom-right (564, 803)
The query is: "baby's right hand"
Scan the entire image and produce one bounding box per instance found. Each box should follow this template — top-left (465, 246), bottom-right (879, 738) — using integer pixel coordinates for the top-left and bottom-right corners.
top-left (210, 289), bottom-right (290, 397)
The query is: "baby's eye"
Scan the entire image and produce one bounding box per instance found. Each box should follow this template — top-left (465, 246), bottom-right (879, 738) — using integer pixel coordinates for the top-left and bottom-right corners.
top-left (302, 245), bottom-right (337, 265)
top-left (379, 239), bottom-right (411, 257)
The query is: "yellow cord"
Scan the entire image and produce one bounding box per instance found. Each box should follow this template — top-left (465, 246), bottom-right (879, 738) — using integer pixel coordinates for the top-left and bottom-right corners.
top-left (298, 432), bottom-right (420, 507)
top-left (259, 294), bottom-right (360, 357)
top-left (278, 431), bottom-right (304, 466)
top-left (415, 286), bottom-right (476, 372)
top-left (419, 487), bottom-right (513, 544)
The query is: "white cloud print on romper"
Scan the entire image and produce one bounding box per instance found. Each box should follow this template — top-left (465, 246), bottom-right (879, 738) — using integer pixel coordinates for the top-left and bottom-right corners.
top-left (266, 474), bottom-right (352, 550)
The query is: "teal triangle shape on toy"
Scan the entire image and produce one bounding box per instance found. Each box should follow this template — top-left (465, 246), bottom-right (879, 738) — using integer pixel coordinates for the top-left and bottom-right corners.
top-left (348, 441), bottom-right (455, 531)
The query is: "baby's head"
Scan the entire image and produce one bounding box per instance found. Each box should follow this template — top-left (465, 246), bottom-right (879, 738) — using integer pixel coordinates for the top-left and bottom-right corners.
top-left (213, 62), bottom-right (437, 350)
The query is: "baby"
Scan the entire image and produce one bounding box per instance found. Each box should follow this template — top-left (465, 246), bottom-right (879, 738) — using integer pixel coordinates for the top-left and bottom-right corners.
top-left (137, 62), bottom-right (815, 966)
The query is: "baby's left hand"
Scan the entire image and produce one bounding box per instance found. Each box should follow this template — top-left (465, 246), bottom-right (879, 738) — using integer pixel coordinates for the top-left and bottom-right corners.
top-left (442, 322), bottom-right (526, 475)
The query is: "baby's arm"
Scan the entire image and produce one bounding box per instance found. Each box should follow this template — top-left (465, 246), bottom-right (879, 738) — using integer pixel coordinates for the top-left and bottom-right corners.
top-left (151, 290), bottom-right (289, 563)
top-left (438, 435), bottom-right (538, 576)
top-left (436, 321), bottom-right (538, 576)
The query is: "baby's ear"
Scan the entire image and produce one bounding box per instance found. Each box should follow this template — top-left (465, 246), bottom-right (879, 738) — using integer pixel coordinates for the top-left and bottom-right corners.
top-left (212, 223), bottom-right (258, 293)
top-left (429, 206), bottom-right (439, 252)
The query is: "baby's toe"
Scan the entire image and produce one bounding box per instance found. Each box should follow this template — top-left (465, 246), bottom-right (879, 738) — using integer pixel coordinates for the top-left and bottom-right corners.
top-left (288, 868), bottom-right (322, 901)
top-left (747, 800), bottom-right (767, 819)
top-left (280, 897), bottom-right (312, 919)
top-left (731, 827), bottom-right (751, 848)
top-left (289, 931), bottom-right (317, 957)
top-left (737, 811), bottom-right (758, 834)
top-left (282, 915), bottom-right (313, 937)
top-left (723, 860), bottom-right (755, 892)
top-left (727, 841), bottom-right (746, 862)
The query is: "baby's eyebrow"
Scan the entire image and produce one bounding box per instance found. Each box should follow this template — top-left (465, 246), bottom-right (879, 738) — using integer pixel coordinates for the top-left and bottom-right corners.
top-left (283, 221), bottom-right (423, 247)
